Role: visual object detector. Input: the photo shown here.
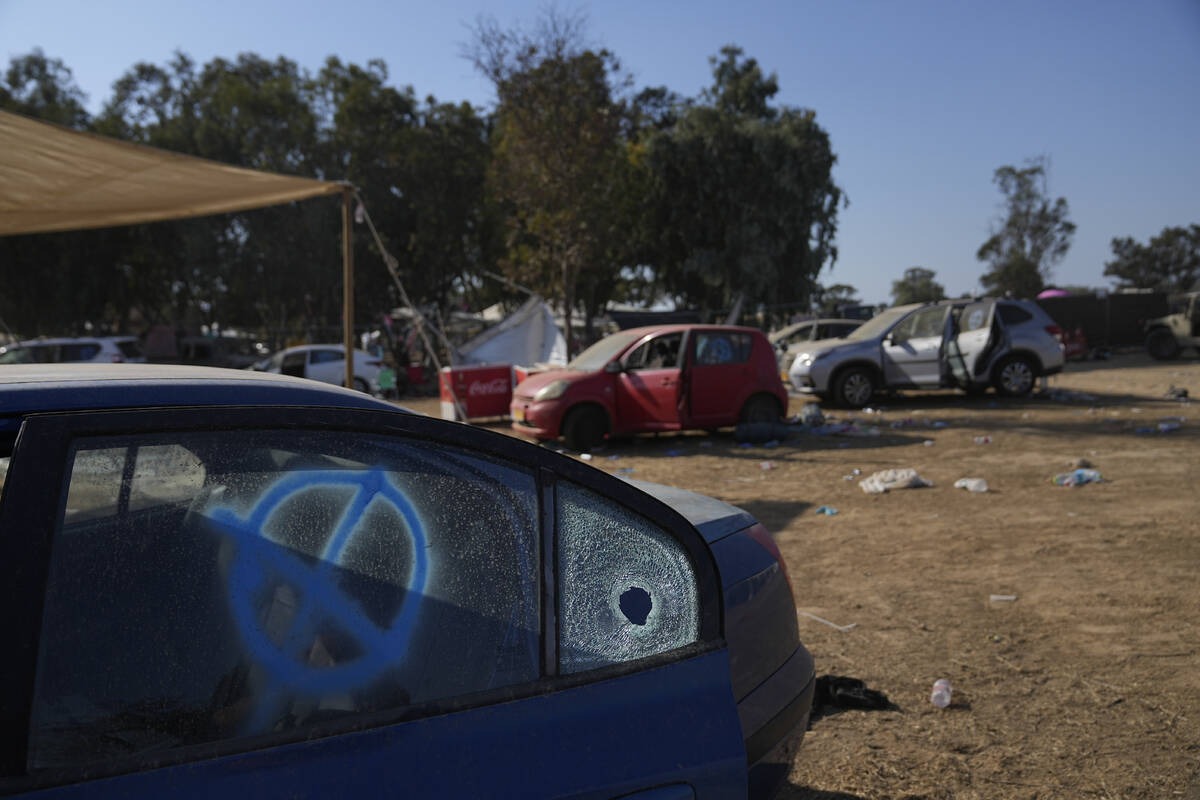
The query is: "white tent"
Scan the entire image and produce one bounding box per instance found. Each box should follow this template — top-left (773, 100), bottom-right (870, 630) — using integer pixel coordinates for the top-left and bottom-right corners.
top-left (0, 109), bottom-right (359, 385)
top-left (456, 296), bottom-right (567, 367)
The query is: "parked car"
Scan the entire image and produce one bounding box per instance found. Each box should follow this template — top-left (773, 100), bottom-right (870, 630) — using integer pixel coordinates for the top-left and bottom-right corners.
top-left (787, 298), bottom-right (1065, 408)
top-left (176, 335), bottom-right (269, 369)
top-left (769, 318), bottom-right (863, 378)
top-left (252, 344), bottom-right (383, 393)
top-left (511, 325), bottom-right (788, 451)
top-left (0, 336), bottom-right (144, 365)
top-left (1145, 291), bottom-right (1200, 360)
top-left (0, 364), bottom-right (813, 798)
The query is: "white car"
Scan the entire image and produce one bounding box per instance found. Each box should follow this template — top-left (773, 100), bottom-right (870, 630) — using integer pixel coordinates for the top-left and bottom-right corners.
top-left (253, 344), bottom-right (384, 394)
top-left (787, 298), bottom-right (1066, 407)
top-left (0, 336), bottom-right (145, 364)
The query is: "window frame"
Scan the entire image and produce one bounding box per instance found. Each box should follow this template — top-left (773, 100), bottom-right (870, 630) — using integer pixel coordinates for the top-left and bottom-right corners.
top-left (0, 405), bottom-right (722, 790)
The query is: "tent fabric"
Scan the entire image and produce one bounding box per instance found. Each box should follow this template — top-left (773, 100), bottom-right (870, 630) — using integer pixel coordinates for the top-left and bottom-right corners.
top-left (456, 296), bottom-right (568, 367)
top-left (0, 109), bottom-right (342, 236)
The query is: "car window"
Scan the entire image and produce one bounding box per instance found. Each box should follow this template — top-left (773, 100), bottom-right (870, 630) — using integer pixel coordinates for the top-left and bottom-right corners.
top-left (281, 352), bottom-right (306, 375)
top-left (996, 303), bottom-right (1033, 325)
top-left (311, 349), bottom-right (344, 364)
top-left (117, 340), bottom-right (144, 359)
top-left (30, 430), bottom-right (539, 770)
top-left (958, 303), bottom-right (993, 332)
top-left (625, 333), bottom-right (683, 370)
top-left (556, 481), bottom-right (699, 674)
top-left (0, 346), bottom-right (32, 364)
top-left (59, 343), bottom-right (101, 362)
top-left (891, 307), bottom-right (946, 342)
top-left (694, 331), bottom-right (752, 365)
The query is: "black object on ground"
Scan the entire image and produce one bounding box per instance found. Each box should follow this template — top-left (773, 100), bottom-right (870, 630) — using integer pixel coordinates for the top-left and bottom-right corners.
top-left (810, 675), bottom-right (895, 724)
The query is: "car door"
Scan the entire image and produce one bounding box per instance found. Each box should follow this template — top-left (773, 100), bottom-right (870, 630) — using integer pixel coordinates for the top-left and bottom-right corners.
top-left (614, 332), bottom-right (685, 432)
top-left (0, 407), bottom-right (743, 799)
top-left (945, 301), bottom-right (997, 387)
top-left (882, 306), bottom-right (949, 387)
top-left (305, 349), bottom-right (344, 385)
top-left (686, 330), bottom-right (756, 426)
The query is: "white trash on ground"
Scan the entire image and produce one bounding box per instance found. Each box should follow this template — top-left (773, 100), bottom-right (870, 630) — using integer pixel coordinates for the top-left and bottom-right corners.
top-left (859, 468), bottom-right (933, 494)
top-left (954, 477), bottom-right (989, 493)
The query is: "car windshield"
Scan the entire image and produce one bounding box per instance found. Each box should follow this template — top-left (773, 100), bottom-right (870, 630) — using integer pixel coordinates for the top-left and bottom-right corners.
top-left (568, 330), bottom-right (644, 371)
top-left (0, 347), bottom-right (32, 364)
top-left (843, 307), bottom-right (915, 341)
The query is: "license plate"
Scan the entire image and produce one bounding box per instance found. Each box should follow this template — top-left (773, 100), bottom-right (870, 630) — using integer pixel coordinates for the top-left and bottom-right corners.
top-left (512, 407), bottom-right (525, 422)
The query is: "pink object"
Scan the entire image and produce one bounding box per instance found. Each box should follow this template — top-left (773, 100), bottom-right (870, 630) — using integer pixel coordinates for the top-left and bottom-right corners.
top-left (1037, 288), bottom-right (1069, 299)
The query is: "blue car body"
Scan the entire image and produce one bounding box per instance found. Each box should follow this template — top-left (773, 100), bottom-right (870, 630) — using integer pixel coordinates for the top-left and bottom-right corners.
top-left (0, 365), bottom-right (813, 798)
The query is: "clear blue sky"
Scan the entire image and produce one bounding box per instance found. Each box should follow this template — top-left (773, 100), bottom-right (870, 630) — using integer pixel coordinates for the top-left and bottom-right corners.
top-left (3, 0), bottom-right (1198, 305)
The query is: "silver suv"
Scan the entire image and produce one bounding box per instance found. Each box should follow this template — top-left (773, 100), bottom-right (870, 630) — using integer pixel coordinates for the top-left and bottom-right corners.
top-left (0, 336), bottom-right (145, 365)
top-left (787, 298), bottom-right (1065, 407)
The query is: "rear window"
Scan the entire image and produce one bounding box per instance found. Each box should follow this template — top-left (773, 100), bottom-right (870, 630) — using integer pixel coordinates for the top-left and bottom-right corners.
top-left (60, 343), bottom-right (101, 362)
top-left (694, 332), bottom-right (752, 365)
top-left (997, 304), bottom-right (1034, 325)
top-left (117, 340), bottom-right (144, 358)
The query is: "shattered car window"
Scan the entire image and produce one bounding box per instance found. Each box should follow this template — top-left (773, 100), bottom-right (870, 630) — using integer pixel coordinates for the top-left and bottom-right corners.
top-left (557, 481), bottom-right (700, 674)
top-left (29, 430), bottom-right (539, 769)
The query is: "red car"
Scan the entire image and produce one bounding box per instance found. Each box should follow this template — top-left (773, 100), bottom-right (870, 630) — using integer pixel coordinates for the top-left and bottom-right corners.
top-left (511, 324), bottom-right (788, 451)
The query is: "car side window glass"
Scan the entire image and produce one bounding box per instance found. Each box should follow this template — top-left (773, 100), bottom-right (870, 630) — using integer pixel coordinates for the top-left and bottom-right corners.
top-left (996, 303), bottom-right (1032, 325)
top-left (60, 344), bottom-right (100, 361)
top-left (30, 431), bottom-right (539, 770)
top-left (959, 303), bottom-right (993, 332)
top-left (893, 308), bottom-right (946, 342)
top-left (556, 481), bottom-right (700, 674)
top-left (281, 352), bottom-right (306, 375)
top-left (694, 332), bottom-right (751, 365)
top-left (311, 349), bottom-right (344, 364)
top-left (625, 333), bottom-right (682, 370)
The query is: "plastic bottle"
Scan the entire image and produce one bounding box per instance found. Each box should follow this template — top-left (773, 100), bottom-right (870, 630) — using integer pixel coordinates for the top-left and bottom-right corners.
top-left (930, 679), bottom-right (952, 708)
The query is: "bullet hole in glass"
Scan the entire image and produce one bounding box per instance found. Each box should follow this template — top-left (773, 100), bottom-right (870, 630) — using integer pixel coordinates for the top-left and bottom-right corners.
top-left (619, 586), bottom-right (652, 626)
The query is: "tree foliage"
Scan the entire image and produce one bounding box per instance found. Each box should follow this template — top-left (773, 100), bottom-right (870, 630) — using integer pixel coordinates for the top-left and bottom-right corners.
top-left (641, 47), bottom-right (842, 314)
top-left (891, 267), bottom-right (946, 305)
top-left (466, 10), bottom-right (632, 349)
top-left (976, 157), bottom-right (1075, 298)
top-left (812, 283), bottom-right (861, 317)
top-left (1104, 224), bottom-right (1200, 295)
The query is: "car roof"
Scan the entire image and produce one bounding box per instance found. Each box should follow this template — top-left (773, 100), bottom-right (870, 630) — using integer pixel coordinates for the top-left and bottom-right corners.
top-left (0, 364), bottom-right (401, 434)
top-left (615, 323), bottom-right (768, 339)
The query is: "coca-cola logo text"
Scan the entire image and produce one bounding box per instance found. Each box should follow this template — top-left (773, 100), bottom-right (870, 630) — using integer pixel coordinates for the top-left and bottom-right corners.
top-left (467, 377), bottom-right (511, 396)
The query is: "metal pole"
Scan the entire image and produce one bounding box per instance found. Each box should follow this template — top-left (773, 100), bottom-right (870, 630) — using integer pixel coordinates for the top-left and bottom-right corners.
top-left (342, 188), bottom-right (355, 389)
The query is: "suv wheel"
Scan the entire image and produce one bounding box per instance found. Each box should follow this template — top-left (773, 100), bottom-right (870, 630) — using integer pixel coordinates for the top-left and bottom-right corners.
top-left (1146, 328), bottom-right (1180, 361)
top-left (563, 406), bottom-right (608, 452)
top-left (833, 367), bottom-right (875, 409)
top-left (992, 356), bottom-right (1036, 397)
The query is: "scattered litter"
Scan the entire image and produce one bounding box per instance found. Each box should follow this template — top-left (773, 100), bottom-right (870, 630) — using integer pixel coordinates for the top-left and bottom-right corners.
top-left (665, 449), bottom-right (684, 457)
top-left (615, 467), bottom-right (635, 476)
top-left (738, 442), bottom-right (754, 448)
top-left (762, 440), bottom-right (780, 448)
top-left (851, 468), bottom-right (862, 475)
top-left (814, 505), bottom-right (839, 515)
top-left (954, 477), bottom-right (989, 493)
top-left (842, 474), bottom-right (856, 481)
top-left (989, 594), bottom-right (1017, 602)
top-left (800, 404), bottom-right (825, 426)
top-left (759, 461), bottom-right (777, 470)
top-left (923, 439), bottom-right (935, 447)
top-left (932, 421), bottom-right (949, 429)
top-left (812, 422), bottom-right (881, 437)
top-left (973, 436), bottom-right (992, 445)
top-left (580, 453), bottom-right (593, 461)
top-left (1045, 388), bottom-right (1097, 403)
top-left (798, 611), bottom-right (857, 632)
top-left (930, 679), bottom-right (953, 708)
top-left (860, 468), bottom-right (933, 494)
top-left (1132, 407), bottom-right (1143, 413)
top-left (1165, 385), bottom-right (1189, 401)
top-left (1157, 421), bottom-right (1181, 433)
top-left (1052, 468), bottom-right (1103, 487)
top-left (812, 676), bottom-right (890, 717)
top-left (989, 634), bottom-right (1003, 643)
top-left (1073, 457), bottom-right (1093, 469)
top-left (735, 422), bottom-right (795, 443)
top-left (607, 454), bottom-right (622, 461)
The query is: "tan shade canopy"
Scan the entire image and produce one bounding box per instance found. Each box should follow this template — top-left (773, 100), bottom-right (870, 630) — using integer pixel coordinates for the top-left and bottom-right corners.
top-left (0, 109), bottom-right (343, 236)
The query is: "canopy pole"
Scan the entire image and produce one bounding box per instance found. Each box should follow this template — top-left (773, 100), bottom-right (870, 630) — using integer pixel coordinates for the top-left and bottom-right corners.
top-left (342, 188), bottom-right (355, 390)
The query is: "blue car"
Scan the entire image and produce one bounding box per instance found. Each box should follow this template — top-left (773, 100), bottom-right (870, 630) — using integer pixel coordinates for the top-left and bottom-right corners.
top-left (0, 364), bottom-right (813, 798)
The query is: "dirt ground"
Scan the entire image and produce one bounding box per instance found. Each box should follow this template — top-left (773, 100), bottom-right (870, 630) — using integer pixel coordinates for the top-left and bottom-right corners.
top-left (407, 351), bottom-right (1200, 799)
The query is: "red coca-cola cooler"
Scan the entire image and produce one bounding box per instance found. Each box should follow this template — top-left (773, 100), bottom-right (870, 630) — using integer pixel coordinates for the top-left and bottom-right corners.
top-left (439, 364), bottom-right (514, 421)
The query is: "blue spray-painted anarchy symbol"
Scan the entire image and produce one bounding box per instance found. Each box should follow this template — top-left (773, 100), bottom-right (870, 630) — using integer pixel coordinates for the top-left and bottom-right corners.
top-left (205, 468), bottom-right (429, 699)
